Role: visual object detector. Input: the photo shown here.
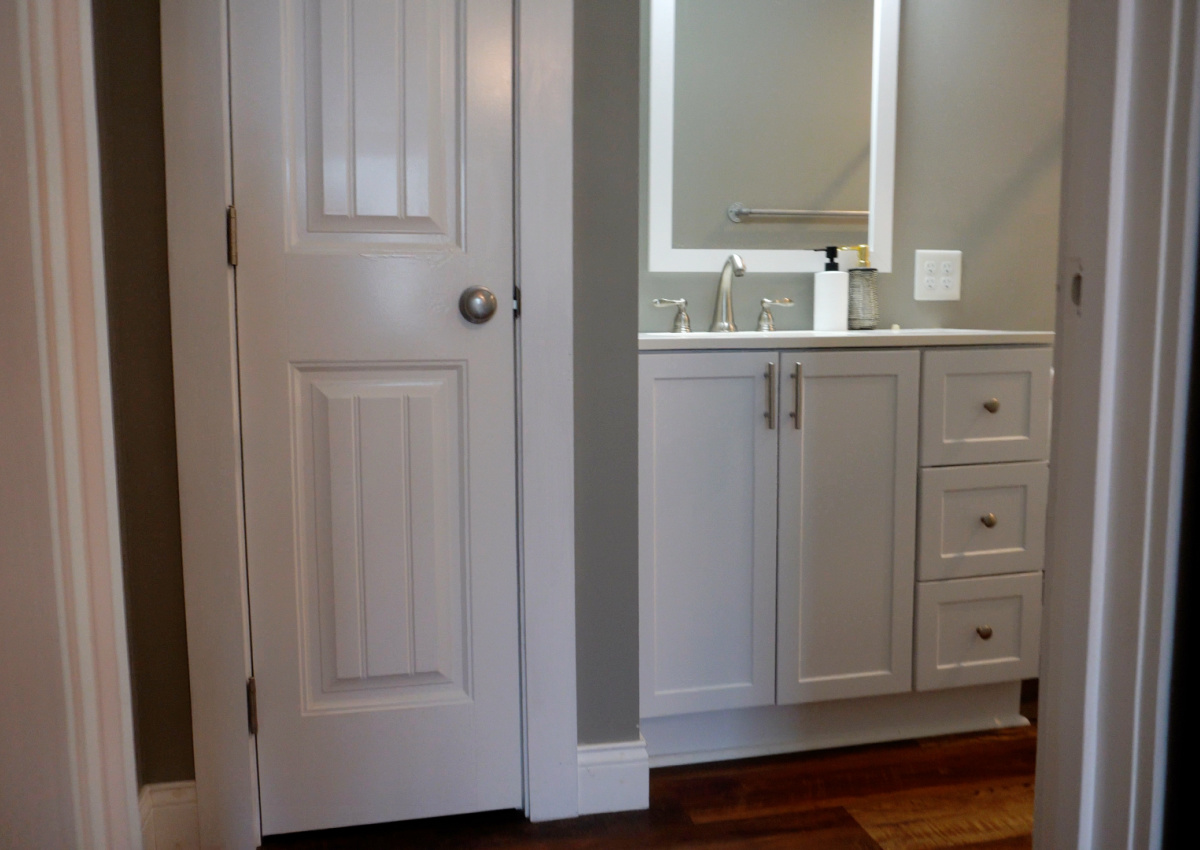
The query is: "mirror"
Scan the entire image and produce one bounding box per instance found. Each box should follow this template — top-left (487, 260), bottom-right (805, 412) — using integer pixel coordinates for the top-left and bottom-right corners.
top-left (646, 0), bottom-right (899, 273)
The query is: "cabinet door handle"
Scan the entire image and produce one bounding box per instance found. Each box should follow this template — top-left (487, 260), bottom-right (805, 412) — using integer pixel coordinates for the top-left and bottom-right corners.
top-left (789, 363), bottom-right (802, 429)
top-left (981, 512), bottom-right (998, 528)
top-left (983, 398), bottom-right (1001, 414)
top-left (976, 625), bottom-right (994, 640)
top-left (765, 362), bottom-right (776, 429)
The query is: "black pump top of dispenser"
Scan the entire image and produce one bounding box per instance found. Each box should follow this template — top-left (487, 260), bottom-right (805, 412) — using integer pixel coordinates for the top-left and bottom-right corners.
top-left (824, 246), bottom-right (839, 271)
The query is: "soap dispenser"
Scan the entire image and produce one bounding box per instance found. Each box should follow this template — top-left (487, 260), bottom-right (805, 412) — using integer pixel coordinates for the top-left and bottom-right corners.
top-left (813, 246), bottom-right (849, 331)
top-left (843, 244), bottom-right (880, 330)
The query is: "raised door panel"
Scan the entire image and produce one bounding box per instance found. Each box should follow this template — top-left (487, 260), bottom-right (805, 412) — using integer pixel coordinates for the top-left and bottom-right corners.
top-left (295, 366), bottom-right (466, 712)
top-left (639, 352), bottom-right (779, 717)
top-left (777, 349), bottom-right (919, 704)
top-left (920, 347), bottom-right (1053, 466)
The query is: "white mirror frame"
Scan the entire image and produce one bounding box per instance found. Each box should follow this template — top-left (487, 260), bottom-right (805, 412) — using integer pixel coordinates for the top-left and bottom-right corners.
top-left (647, 0), bottom-right (899, 273)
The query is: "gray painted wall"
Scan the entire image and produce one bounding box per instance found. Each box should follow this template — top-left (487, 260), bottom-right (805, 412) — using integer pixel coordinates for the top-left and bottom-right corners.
top-left (573, 0), bottom-right (643, 746)
top-left (641, 0), bottom-right (1069, 334)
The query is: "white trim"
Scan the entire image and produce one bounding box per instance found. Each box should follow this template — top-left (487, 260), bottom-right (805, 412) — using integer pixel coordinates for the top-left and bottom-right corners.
top-left (645, 0), bottom-right (898, 273)
top-left (139, 782), bottom-right (200, 850)
top-left (643, 683), bottom-right (1027, 768)
top-left (577, 739), bottom-right (650, 816)
top-left (515, 0), bottom-right (581, 823)
top-left (162, 0), bottom-right (579, 840)
top-left (160, 2), bottom-right (260, 847)
top-left (1034, 0), bottom-right (1199, 847)
top-left (15, 0), bottom-right (142, 845)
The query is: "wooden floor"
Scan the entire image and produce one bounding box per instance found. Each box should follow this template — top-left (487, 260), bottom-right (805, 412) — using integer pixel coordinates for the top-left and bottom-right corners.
top-left (263, 724), bottom-right (1037, 849)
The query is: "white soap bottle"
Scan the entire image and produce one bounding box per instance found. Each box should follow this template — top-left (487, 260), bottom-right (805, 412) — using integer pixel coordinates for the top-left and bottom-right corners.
top-left (813, 246), bottom-right (849, 331)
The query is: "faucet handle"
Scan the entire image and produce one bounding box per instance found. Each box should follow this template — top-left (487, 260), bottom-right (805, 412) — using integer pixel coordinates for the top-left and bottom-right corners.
top-left (756, 297), bottom-right (794, 332)
top-left (652, 298), bottom-right (692, 333)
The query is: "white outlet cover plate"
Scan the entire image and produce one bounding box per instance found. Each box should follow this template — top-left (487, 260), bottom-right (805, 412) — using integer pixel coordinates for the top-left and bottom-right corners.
top-left (914, 249), bottom-right (962, 301)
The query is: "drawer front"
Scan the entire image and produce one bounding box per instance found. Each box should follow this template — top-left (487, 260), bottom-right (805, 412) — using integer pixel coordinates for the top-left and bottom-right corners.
top-left (915, 572), bottom-right (1041, 691)
top-left (921, 347), bottom-right (1052, 466)
top-left (918, 462), bottom-right (1048, 580)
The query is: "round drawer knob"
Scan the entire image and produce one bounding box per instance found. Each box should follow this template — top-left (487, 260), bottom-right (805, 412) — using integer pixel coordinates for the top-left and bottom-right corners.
top-left (976, 625), bottom-right (994, 640)
top-left (981, 512), bottom-right (998, 528)
top-left (983, 398), bottom-right (1001, 414)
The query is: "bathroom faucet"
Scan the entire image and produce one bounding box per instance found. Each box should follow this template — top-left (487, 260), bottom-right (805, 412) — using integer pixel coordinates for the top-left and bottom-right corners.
top-left (711, 253), bottom-right (746, 332)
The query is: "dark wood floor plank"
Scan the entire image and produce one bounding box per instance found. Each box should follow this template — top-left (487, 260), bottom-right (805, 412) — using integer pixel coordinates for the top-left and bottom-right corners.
top-left (664, 727), bottom-right (1036, 825)
top-left (262, 726), bottom-right (1036, 850)
top-left (845, 776), bottom-right (1034, 849)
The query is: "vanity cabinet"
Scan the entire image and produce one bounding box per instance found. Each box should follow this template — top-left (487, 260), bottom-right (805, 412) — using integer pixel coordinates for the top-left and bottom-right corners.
top-left (638, 334), bottom-right (1054, 763)
top-left (638, 352), bottom-right (779, 717)
top-left (776, 350), bottom-right (919, 704)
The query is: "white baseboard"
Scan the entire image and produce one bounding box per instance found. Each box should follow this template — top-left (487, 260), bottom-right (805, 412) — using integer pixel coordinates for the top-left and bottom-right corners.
top-left (576, 738), bottom-right (650, 815)
top-left (642, 682), bottom-right (1027, 768)
top-left (139, 781), bottom-right (200, 850)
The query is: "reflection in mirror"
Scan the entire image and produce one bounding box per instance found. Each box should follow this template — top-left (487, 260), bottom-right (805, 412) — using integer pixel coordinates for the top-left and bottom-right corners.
top-left (647, 0), bottom-right (898, 273)
top-left (672, 0), bottom-right (872, 253)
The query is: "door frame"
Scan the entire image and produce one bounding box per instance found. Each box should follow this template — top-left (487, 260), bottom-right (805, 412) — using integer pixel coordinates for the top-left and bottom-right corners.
top-left (1034, 1), bottom-right (1199, 846)
top-left (160, 1), bottom-right (577, 845)
top-left (5, 0), bottom-right (142, 844)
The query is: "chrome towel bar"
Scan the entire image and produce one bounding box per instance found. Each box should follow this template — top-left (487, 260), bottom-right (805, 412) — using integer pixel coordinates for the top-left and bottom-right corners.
top-left (727, 202), bottom-right (869, 223)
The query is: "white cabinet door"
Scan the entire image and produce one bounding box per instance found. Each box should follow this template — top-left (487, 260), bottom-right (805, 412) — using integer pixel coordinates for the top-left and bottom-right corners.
top-left (777, 350), bottom-right (920, 704)
top-left (639, 352), bottom-right (779, 717)
top-left (231, 1), bottom-right (521, 833)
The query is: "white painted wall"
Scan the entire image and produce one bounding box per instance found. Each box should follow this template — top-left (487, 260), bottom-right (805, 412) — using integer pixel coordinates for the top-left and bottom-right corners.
top-left (0, 4), bottom-right (80, 845)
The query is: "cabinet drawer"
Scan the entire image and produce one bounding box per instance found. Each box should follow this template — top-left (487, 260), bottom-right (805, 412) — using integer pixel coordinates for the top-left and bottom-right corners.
top-left (921, 347), bottom-right (1052, 466)
top-left (918, 462), bottom-right (1048, 580)
top-left (915, 573), bottom-right (1041, 691)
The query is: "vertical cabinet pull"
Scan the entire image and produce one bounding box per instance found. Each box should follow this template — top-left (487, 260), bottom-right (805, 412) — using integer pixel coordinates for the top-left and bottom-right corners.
top-left (765, 362), bottom-right (777, 429)
top-left (789, 363), bottom-right (803, 429)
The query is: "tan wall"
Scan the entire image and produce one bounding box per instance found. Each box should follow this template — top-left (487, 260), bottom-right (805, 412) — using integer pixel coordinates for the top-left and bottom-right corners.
top-left (93, 0), bottom-right (195, 784)
top-left (641, 0), bottom-right (1069, 333)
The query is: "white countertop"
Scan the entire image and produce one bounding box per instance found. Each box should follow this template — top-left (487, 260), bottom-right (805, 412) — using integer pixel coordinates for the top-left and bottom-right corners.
top-left (638, 328), bottom-right (1054, 351)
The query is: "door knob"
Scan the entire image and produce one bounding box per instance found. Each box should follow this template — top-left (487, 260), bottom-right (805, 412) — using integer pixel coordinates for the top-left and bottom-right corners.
top-left (459, 286), bottom-right (498, 324)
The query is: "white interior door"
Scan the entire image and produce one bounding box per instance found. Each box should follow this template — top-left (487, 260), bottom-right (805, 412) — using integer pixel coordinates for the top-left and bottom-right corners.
top-left (229, 0), bottom-right (521, 834)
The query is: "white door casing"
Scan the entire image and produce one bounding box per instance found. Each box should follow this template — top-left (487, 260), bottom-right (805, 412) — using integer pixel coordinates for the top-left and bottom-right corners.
top-left (230, 0), bottom-right (521, 833)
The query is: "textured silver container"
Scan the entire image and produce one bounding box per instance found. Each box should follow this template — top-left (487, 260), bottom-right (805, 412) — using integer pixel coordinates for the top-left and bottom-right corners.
top-left (848, 268), bottom-right (879, 330)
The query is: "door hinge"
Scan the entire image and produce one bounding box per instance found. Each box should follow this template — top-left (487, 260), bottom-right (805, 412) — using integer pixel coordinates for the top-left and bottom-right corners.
top-left (513, 285), bottom-right (521, 319)
top-left (226, 204), bottom-right (239, 267)
top-left (246, 676), bottom-right (258, 736)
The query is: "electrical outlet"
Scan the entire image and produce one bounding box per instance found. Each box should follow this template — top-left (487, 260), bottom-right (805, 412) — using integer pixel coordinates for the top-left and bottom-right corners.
top-left (914, 250), bottom-right (962, 301)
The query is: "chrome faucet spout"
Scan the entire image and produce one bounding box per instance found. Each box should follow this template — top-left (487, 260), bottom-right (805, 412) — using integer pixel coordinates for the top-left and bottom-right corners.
top-left (711, 253), bottom-right (746, 332)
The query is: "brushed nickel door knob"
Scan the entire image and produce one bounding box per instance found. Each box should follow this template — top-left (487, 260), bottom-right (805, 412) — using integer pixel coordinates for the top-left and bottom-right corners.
top-left (981, 512), bottom-right (998, 528)
top-left (976, 625), bottom-right (994, 640)
top-left (459, 286), bottom-right (498, 324)
top-left (983, 398), bottom-right (1001, 413)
